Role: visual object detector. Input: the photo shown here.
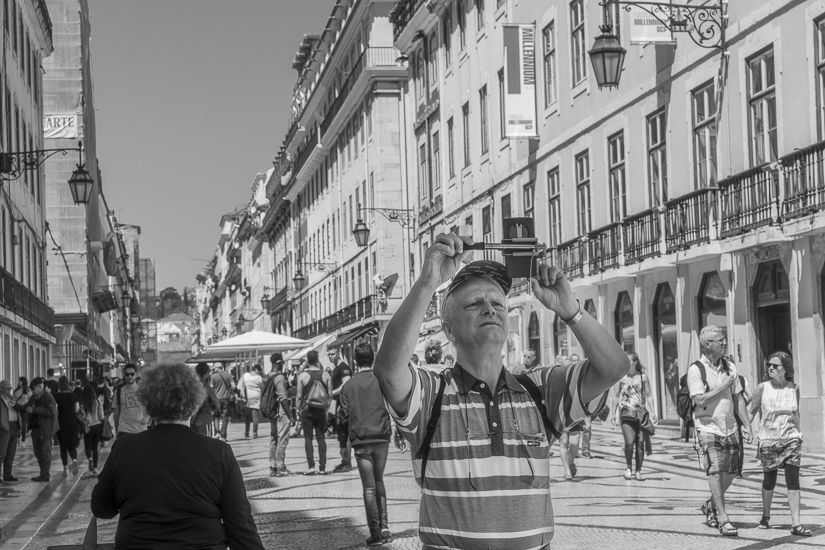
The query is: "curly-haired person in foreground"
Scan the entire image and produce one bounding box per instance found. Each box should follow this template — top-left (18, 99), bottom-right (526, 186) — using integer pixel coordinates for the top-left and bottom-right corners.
top-left (91, 363), bottom-right (264, 550)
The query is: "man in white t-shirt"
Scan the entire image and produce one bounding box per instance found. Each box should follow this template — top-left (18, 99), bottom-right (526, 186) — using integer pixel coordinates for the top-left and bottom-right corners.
top-left (113, 363), bottom-right (147, 438)
top-left (688, 326), bottom-right (752, 537)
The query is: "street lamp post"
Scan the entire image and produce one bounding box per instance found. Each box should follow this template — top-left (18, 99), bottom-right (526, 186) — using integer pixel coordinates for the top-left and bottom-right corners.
top-left (351, 203), bottom-right (416, 247)
top-left (292, 262), bottom-right (338, 291)
top-left (0, 140), bottom-right (95, 204)
top-left (589, 1), bottom-right (727, 90)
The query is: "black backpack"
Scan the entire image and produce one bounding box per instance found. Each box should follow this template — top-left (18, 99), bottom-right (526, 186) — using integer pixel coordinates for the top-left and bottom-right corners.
top-left (415, 371), bottom-right (567, 488)
top-left (260, 373), bottom-right (285, 419)
top-left (676, 361), bottom-right (708, 422)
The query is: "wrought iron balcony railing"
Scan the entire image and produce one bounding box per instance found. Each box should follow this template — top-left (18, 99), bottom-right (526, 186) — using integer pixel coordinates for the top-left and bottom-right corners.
top-left (718, 164), bottom-right (779, 238)
top-left (623, 206), bottom-right (662, 265)
top-left (781, 140), bottom-right (825, 220)
top-left (556, 237), bottom-right (587, 279)
top-left (665, 187), bottom-right (717, 254)
top-left (588, 223), bottom-right (622, 274)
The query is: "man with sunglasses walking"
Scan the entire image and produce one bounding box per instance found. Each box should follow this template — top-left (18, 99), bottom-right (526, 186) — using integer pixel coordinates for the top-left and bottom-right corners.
top-left (113, 363), bottom-right (147, 439)
top-left (374, 233), bottom-right (628, 550)
top-left (689, 326), bottom-right (753, 537)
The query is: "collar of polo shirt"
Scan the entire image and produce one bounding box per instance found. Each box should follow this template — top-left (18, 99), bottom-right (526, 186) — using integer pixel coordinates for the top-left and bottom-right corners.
top-left (448, 363), bottom-right (527, 395)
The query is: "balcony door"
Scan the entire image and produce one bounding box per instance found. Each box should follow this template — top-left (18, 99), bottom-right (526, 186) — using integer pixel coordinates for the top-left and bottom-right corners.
top-left (614, 292), bottom-right (635, 352)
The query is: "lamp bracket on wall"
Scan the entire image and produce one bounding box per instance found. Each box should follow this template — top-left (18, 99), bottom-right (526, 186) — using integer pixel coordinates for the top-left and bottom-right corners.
top-left (604, 0), bottom-right (726, 50)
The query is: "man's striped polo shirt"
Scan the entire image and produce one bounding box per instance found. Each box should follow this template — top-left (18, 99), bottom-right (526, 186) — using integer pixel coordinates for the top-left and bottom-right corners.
top-left (387, 360), bottom-right (607, 550)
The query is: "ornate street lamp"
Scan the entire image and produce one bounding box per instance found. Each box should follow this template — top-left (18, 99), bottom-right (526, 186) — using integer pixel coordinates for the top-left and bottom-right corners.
top-left (589, 5), bottom-right (626, 89)
top-left (0, 140), bottom-right (95, 205)
top-left (261, 294), bottom-right (270, 310)
top-left (353, 218), bottom-right (370, 247)
top-left (292, 270), bottom-right (307, 291)
top-left (130, 311), bottom-right (140, 325)
top-left (351, 203), bottom-right (415, 248)
top-left (590, 1), bottom-right (726, 90)
top-left (67, 164), bottom-right (95, 205)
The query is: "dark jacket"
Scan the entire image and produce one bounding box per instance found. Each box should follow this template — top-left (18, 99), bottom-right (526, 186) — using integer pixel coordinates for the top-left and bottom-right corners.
top-left (91, 424), bottom-right (264, 550)
top-left (340, 370), bottom-right (392, 447)
top-left (27, 391), bottom-right (58, 437)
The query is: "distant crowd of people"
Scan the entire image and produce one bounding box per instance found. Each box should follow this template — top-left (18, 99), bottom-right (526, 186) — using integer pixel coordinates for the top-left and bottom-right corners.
top-left (0, 237), bottom-right (813, 548)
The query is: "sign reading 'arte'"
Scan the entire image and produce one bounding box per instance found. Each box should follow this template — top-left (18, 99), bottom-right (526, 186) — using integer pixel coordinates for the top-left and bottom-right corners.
top-left (44, 114), bottom-right (78, 139)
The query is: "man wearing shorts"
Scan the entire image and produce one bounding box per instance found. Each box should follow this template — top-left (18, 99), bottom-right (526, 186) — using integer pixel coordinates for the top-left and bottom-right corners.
top-left (689, 325), bottom-right (752, 537)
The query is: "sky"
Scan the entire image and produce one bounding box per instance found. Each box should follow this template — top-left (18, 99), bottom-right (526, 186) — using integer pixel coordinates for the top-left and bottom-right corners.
top-left (86, 0), bottom-right (333, 291)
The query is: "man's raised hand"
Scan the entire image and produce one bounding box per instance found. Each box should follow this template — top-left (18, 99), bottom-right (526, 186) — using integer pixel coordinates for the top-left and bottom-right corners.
top-left (420, 233), bottom-right (474, 288)
top-left (530, 264), bottom-right (578, 318)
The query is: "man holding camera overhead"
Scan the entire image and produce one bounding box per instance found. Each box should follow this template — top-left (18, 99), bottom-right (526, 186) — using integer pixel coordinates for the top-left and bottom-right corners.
top-left (374, 233), bottom-right (628, 550)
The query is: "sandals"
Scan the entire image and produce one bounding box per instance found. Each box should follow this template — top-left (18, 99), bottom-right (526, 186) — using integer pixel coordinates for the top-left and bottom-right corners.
top-left (791, 525), bottom-right (812, 537)
top-left (719, 521), bottom-right (738, 537)
top-left (701, 499), bottom-right (718, 528)
top-left (757, 515), bottom-right (770, 529)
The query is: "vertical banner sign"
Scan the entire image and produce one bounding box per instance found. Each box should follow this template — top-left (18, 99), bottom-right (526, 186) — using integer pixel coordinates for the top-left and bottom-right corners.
top-left (629, 6), bottom-right (675, 45)
top-left (503, 24), bottom-right (538, 138)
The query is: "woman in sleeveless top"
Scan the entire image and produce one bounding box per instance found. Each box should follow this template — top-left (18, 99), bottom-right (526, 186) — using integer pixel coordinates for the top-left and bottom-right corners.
top-left (609, 352), bottom-right (656, 480)
top-left (748, 351), bottom-right (810, 537)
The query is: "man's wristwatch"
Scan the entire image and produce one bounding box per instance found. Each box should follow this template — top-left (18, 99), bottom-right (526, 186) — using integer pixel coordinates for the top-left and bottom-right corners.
top-left (561, 300), bottom-right (584, 327)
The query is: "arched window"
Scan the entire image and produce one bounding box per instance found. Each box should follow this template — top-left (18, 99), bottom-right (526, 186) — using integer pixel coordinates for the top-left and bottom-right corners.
top-left (653, 283), bottom-right (679, 420)
top-left (553, 315), bottom-right (568, 359)
top-left (698, 271), bottom-right (727, 336)
top-left (528, 312), bottom-right (541, 364)
top-left (614, 291), bottom-right (634, 352)
top-left (584, 298), bottom-right (597, 320)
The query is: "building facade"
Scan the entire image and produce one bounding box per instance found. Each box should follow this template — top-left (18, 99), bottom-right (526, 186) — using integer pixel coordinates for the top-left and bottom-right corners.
top-left (257, 0), bottom-right (411, 364)
top-left (0, 0), bottom-right (54, 383)
top-left (44, 0), bottom-right (136, 380)
top-left (393, 0), bottom-right (825, 449)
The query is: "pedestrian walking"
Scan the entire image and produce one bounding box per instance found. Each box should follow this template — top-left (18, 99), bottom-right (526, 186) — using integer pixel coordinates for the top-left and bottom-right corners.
top-left (210, 364), bottom-right (235, 441)
top-left (72, 380), bottom-right (83, 402)
top-left (0, 379), bottom-right (21, 483)
top-left (443, 354), bottom-right (455, 369)
top-left (422, 339), bottom-right (446, 373)
top-left (608, 352), bottom-right (656, 481)
top-left (512, 348), bottom-right (540, 375)
top-left (80, 384), bottom-right (105, 474)
top-left (689, 325), bottom-right (752, 537)
top-left (568, 354), bottom-right (593, 459)
top-left (748, 351), bottom-right (811, 537)
top-left (328, 347), bottom-right (353, 473)
top-left (55, 376), bottom-right (82, 477)
top-left (91, 363), bottom-right (265, 549)
top-left (261, 353), bottom-right (292, 477)
top-left (113, 363), bottom-right (148, 438)
top-left (239, 364), bottom-right (264, 439)
top-left (340, 343), bottom-right (393, 546)
top-left (13, 377), bottom-right (30, 448)
top-left (191, 363), bottom-right (222, 436)
top-left (374, 234), bottom-right (627, 550)
top-left (296, 350), bottom-right (332, 475)
top-left (26, 377), bottom-right (57, 482)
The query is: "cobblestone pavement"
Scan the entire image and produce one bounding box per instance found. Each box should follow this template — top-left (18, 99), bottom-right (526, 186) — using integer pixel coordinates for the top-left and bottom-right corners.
top-left (3, 422), bottom-right (825, 549)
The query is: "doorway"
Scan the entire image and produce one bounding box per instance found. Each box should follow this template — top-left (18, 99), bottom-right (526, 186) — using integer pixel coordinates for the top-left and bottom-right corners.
top-left (754, 261), bottom-right (791, 382)
top-left (653, 283), bottom-right (679, 422)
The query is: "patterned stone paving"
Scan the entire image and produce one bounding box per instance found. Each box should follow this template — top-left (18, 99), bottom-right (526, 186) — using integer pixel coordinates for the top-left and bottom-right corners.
top-left (2, 423), bottom-right (825, 549)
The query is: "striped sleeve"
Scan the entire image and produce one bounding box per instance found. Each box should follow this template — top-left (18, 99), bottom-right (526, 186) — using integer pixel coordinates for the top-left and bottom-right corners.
top-left (538, 360), bottom-right (608, 435)
top-left (383, 364), bottom-right (439, 455)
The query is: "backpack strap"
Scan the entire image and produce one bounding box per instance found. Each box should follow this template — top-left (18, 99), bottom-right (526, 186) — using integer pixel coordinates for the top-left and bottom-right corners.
top-left (514, 373), bottom-right (562, 441)
top-left (415, 373), bottom-right (447, 489)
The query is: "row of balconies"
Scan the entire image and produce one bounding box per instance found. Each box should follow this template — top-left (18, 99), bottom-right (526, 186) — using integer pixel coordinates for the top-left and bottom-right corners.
top-left (294, 294), bottom-right (375, 341)
top-left (0, 267), bottom-right (55, 336)
top-left (555, 140), bottom-right (825, 279)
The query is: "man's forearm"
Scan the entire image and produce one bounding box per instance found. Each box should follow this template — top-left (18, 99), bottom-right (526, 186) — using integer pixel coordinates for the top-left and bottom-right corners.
top-left (374, 278), bottom-right (437, 385)
top-left (569, 313), bottom-right (629, 403)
